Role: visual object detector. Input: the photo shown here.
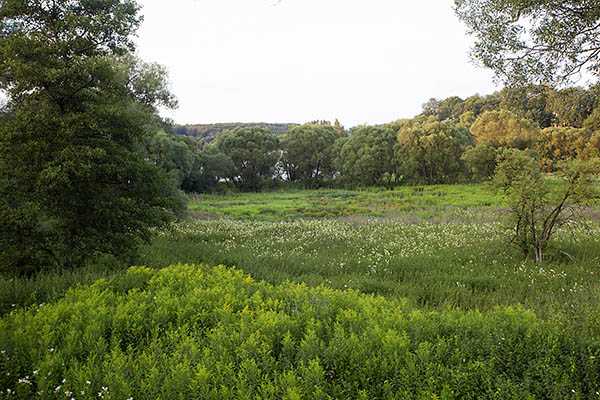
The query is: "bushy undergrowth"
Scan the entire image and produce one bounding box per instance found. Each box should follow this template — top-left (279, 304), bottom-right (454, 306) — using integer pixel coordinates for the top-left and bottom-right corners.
top-left (2, 264), bottom-right (600, 399)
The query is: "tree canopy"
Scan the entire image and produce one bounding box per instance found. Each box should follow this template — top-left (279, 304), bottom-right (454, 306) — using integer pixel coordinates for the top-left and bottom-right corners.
top-left (471, 110), bottom-right (539, 149)
top-left (455, 0), bottom-right (600, 85)
top-left (280, 124), bottom-right (339, 186)
top-left (336, 126), bottom-right (397, 187)
top-left (0, 0), bottom-right (184, 273)
top-left (396, 118), bottom-right (473, 184)
top-left (214, 127), bottom-right (280, 191)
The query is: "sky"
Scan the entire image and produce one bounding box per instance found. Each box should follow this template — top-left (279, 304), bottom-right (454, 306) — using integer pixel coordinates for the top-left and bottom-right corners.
top-left (136, 0), bottom-right (500, 127)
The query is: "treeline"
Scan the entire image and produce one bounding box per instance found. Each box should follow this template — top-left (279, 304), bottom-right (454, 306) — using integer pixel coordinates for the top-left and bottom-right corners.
top-left (174, 122), bottom-right (296, 143)
top-left (151, 85), bottom-right (600, 192)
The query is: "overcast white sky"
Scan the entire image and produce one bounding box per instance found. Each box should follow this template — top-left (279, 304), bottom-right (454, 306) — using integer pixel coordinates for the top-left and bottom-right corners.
top-left (136, 0), bottom-right (500, 127)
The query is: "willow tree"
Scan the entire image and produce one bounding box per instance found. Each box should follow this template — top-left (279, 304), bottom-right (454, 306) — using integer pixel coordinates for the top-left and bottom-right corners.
top-left (455, 0), bottom-right (600, 85)
top-left (0, 0), bottom-right (185, 273)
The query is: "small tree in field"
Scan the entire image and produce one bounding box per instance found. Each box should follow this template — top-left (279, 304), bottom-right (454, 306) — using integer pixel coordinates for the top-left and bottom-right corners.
top-left (495, 150), bottom-right (600, 263)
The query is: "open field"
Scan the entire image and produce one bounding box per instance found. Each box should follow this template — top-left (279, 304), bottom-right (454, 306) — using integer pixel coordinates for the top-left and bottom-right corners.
top-left (188, 184), bottom-right (504, 221)
top-left (3, 185), bottom-right (600, 398)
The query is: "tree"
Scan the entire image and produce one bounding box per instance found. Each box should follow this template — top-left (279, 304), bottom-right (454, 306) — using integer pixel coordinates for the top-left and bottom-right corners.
top-left (536, 127), bottom-right (590, 172)
top-left (462, 144), bottom-right (498, 181)
top-left (145, 130), bottom-right (195, 187)
top-left (471, 110), bottom-right (539, 149)
top-left (396, 117), bottom-right (473, 184)
top-left (499, 85), bottom-right (555, 128)
top-left (455, 0), bottom-right (600, 85)
top-left (181, 147), bottom-right (235, 193)
top-left (495, 150), bottom-right (600, 263)
top-left (462, 93), bottom-right (501, 117)
top-left (280, 124), bottom-right (338, 187)
top-left (584, 105), bottom-right (600, 133)
top-left (214, 127), bottom-right (280, 191)
top-left (546, 87), bottom-right (598, 128)
top-left (421, 96), bottom-right (465, 121)
top-left (336, 126), bottom-right (397, 187)
top-left (0, 0), bottom-right (185, 273)
top-left (333, 119), bottom-right (345, 136)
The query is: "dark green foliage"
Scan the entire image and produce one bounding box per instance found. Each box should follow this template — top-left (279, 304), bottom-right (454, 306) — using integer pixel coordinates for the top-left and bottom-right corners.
top-left (280, 124), bottom-right (339, 187)
top-left (145, 130), bottom-right (195, 187)
top-left (462, 144), bottom-right (498, 181)
top-left (182, 147), bottom-right (235, 193)
top-left (142, 130), bottom-right (237, 194)
top-left (547, 87), bottom-right (600, 128)
top-left (0, 0), bottom-right (185, 273)
top-left (2, 264), bottom-right (600, 399)
top-left (176, 122), bottom-right (295, 143)
top-left (499, 85), bottom-right (556, 128)
top-left (421, 94), bottom-right (502, 123)
top-left (152, 86), bottom-right (600, 192)
top-left (214, 127), bottom-right (280, 191)
top-left (584, 105), bottom-right (600, 134)
top-left (422, 96), bottom-right (466, 121)
top-left (335, 125), bottom-right (397, 186)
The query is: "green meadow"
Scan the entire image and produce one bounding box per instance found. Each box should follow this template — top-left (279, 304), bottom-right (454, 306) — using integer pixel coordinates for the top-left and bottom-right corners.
top-left (188, 184), bottom-right (503, 221)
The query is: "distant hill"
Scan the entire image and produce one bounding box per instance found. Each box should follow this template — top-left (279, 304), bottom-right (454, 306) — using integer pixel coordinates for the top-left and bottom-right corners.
top-left (174, 122), bottom-right (297, 143)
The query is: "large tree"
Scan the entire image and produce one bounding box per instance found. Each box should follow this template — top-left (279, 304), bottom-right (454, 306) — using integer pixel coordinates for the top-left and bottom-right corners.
top-left (0, 0), bottom-right (185, 273)
top-left (471, 110), bottom-right (539, 149)
top-left (396, 117), bottom-right (473, 184)
top-left (280, 124), bottom-right (339, 186)
top-left (145, 130), bottom-right (195, 188)
top-left (336, 125), bottom-right (397, 187)
top-left (455, 0), bottom-right (600, 85)
top-left (181, 147), bottom-right (235, 193)
top-left (214, 127), bottom-right (280, 191)
top-left (546, 87), bottom-right (599, 128)
top-left (498, 85), bottom-right (555, 128)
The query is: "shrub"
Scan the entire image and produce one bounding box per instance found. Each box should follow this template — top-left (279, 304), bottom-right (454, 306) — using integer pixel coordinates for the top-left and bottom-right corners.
top-left (495, 149), bottom-right (600, 263)
top-left (1, 264), bottom-right (600, 399)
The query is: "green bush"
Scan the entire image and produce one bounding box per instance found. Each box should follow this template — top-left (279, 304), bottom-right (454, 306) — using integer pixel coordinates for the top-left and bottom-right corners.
top-left (1, 264), bottom-right (599, 399)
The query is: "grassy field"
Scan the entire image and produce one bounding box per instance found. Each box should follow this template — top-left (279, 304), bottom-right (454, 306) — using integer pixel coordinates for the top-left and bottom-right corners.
top-left (3, 184), bottom-right (600, 397)
top-left (188, 184), bottom-right (504, 221)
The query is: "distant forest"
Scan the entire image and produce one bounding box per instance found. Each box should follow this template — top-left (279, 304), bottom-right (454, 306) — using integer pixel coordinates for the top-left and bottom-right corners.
top-left (174, 123), bottom-right (296, 143)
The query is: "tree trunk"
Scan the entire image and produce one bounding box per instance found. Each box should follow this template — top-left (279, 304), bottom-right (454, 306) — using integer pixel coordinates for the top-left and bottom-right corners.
top-left (534, 245), bottom-right (543, 264)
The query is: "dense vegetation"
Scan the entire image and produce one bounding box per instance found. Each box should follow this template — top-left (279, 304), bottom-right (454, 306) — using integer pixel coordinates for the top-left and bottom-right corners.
top-left (152, 85), bottom-right (600, 193)
top-left (174, 122), bottom-right (296, 143)
top-left (0, 0), bottom-right (184, 274)
top-left (3, 264), bottom-right (600, 399)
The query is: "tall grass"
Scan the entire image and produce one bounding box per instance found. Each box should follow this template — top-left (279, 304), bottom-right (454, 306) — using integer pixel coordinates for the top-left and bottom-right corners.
top-left (138, 219), bottom-right (600, 328)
